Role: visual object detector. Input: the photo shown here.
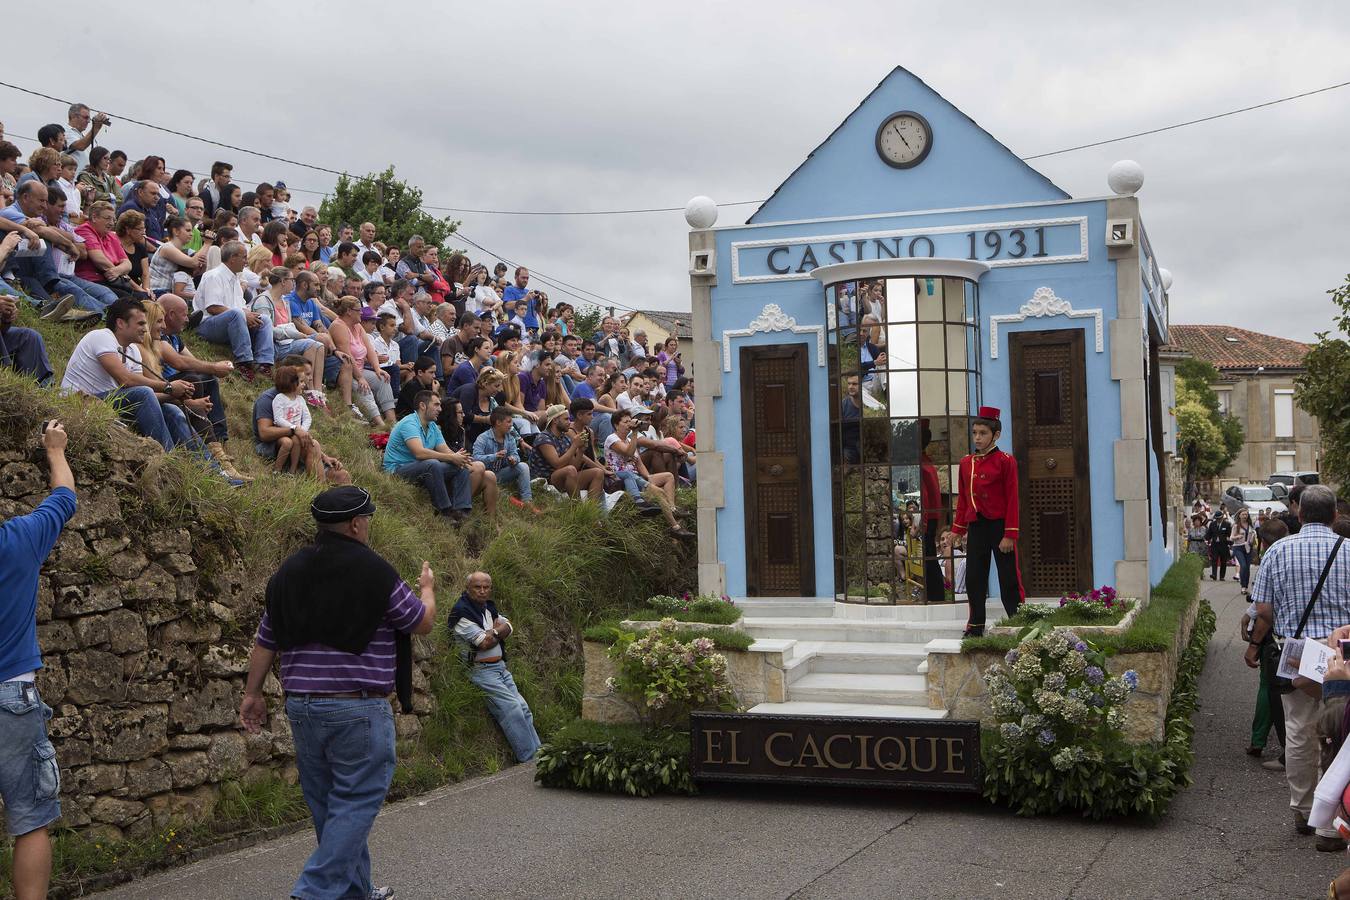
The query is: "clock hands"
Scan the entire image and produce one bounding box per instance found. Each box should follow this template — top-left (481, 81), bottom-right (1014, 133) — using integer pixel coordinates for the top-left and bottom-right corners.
top-left (891, 123), bottom-right (912, 150)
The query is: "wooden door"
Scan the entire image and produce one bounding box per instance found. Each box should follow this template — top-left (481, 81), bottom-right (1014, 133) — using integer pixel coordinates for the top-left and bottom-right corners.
top-left (1009, 329), bottom-right (1093, 596)
top-left (741, 344), bottom-right (815, 596)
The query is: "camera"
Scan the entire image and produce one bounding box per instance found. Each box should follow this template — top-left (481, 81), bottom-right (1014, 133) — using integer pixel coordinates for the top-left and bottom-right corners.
top-left (1341, 640), bottom-right (1350, 661)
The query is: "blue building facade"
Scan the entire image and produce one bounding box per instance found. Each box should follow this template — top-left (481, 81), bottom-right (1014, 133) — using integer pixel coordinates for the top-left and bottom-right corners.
top-left (688, 67), bottom-right (1175, 603)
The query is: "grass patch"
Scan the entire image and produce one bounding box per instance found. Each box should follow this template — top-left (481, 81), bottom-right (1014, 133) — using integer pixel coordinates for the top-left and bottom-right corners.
top-left (630, 605), bottom-right (742, 626)
top-left (534, 719), bottom-right (694, 797)
top-left (997, 600), bottom-right (1133, 629)
top-left (965, 553), bottom-right (1204, 654)
top-left (582, 622), bottom-right (754, 652)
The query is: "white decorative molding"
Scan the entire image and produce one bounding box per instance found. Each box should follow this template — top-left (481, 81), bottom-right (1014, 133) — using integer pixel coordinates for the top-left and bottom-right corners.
top-left (989, 287), bottom-right (1104, 359)
top-left (721, 303), bottom-right (826, 372)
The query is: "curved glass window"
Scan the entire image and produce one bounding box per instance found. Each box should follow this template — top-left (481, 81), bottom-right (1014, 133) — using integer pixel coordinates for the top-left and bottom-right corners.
top-left (827, 275), bottom-right (981, 603)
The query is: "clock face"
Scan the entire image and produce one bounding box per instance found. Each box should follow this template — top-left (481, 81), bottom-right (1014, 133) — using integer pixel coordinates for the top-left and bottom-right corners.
top-left (875, 112), bottom-right (933, 169)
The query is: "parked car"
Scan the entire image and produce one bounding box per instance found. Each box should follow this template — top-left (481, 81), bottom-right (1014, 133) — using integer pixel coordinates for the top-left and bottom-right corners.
top-left (1222, 484), bottom-right (1287, 518)
top-left (1269, 471), bottom-right (1319, 489)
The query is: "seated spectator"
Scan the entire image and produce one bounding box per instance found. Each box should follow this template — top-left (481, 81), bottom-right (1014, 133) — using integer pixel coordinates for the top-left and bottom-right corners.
top-left (357, 249), bottom-right (383, 284)
top-left (571, 366), bottom-right (605, 403)
top-left (251, 356), bottom-right (347, 482)
top-left (327, 295), bottom-right (396, 427)
top-left (194, 241), bottom-right (275, 379)
top-left (269, 364), bottom-right (316, 475)
top-left (235, 205), bottom-right (263, 253)
top-left (116, 176), bottom-right (167, 244)
top-left (331, 240), bottom-right (359, 277)
top-left (446, 336), bottom-right (493, 394)
top-left (472, 407), bottom-right (535, 509)
top-left (638, 407), bottom-right (692, 478)
top-left (0, 141), bottom-right (20, 205)
top-left (17, 147), bottom-right (61, 192)
top-left (39, 185), bottom-right (111, 318)
top-left (153, 293), bottom-right (244, 474)
top-left (437, 395), bottom-right (497, 514)
top-left (395, 356), bottom-right (438, 418)
top-left (423, 246), bottom-right (450, 306)
top-left (529, 404), bottom-right (605, 499)
top-left (59, 297), bottom-right (204, 454)
top-left (428, 301), bottom-right (457, 347)
top-left (73, 200), bottom-right (140, 299)
top-left (148, 214), bottom-right (208, 294)
top-left (439, 311), bottom-right (479, 369)
top-left (447, 572), bottom-right (540, 762)
top-left (457, 365), bottom-right (506, 450)
top-left (115, 209), bottom-right (154, 298)
top-left (0, 272), bottom-right (53, 383)
top-left (367, 310), bottom-right (406, 391)
top-left (0, 180), bottom-right (80, 315)
top-left (604, 409), bottom-right (691, 537)
top-left (494, 350), bottom-right (538, 438)
top-left (382, 390), bottom-right (474, 524)
top-left (251, 266), bottom-right (329, 387)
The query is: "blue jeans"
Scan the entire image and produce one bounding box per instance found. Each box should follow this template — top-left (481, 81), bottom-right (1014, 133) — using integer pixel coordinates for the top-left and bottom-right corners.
top-left (494, 460), bottom-right (532, 500)
top-left (0, 682), bottom-right (60, 836)
top-left (0, 325), bottom-right (53, 384)
top-left (614, 469), bottom-right (648, 500)
top-left (5, 253), bottom-right (60, 304)
top-left (394, 459), bottom-right (471, 512)
top-left (100, 385), bottom-right (194, 451)
top-left (179, 372), bottom-right (228, 443)
top-left (593, 411), bottom-right (614, 447)
top-left (197, 308), bottom-right (275, 364)
top-left (1233, 544), bottom-right (1252, 588)
top-left (285, 696), bottom-right (396, 900)
top-left (468, 662), bottom-right (540, 762)
top-left (56, 274), bottom-right (117, 312)
top-left (395, 332), bottom-right (421, 364)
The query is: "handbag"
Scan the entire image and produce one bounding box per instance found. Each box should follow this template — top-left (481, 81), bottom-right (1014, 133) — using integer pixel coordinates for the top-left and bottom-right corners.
top-left (1271, 536), bottom-right (1345, 694)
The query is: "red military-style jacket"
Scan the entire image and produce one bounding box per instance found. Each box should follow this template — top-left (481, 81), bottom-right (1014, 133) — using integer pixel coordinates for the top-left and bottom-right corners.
top-left (952, 447), bottom-right (1020, 536)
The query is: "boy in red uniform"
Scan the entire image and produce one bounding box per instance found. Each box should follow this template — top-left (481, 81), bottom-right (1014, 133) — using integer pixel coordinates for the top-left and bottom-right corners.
top-left (952, 406), bottom-right (1024, 636)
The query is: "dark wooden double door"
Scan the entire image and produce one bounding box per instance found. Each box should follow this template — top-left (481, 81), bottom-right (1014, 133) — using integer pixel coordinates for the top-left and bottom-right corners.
top-left (741, 345), bottom-right (815, 596)
top-left (1009, 329), bottom-right (1094, 597)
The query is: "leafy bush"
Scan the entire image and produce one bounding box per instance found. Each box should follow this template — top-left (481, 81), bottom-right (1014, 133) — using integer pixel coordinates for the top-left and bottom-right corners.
top-left (534, 720), bottom-right (694, 797)
top-left (1000, 599), bottom-right (1133, 628)
top-left (982, 599), bottom-right (1216, 820)
top-left (583, 622), bottom-right (753, 652)
top-left (642, 592), bottom-right (742, 625)
top-left (608, 618), bottom-right (737, 727)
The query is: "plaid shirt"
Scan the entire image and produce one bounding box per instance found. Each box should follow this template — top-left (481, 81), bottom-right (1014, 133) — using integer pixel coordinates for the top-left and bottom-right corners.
top-left (1251, 523), bottom-right (1350, 639)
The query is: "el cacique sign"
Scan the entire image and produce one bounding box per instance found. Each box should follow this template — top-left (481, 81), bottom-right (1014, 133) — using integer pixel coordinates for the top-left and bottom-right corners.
top-left (690, 712), bottom-right (982, 792)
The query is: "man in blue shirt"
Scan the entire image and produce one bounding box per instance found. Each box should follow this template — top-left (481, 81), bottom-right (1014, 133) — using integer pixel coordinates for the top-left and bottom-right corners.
top-left (500, 266), bottom-right (542, 333)
top-left (383, 391), bottom-right (474, 523)
top-left (116, 177), bottom-right (167, 243)
top-left (0, 419), bottom-right (76, 900)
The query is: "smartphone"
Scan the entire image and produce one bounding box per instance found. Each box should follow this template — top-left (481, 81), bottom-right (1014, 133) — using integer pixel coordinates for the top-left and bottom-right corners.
top-left (1341, 640), bottom-right (1350, 661)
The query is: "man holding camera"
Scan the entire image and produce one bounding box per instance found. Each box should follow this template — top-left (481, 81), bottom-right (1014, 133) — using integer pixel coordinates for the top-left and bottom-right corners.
top-left (1247, 484), bottom-right (1350, 849)
top-left (63, 103), bottom-right (110, 171)
top-left (0, 420), bottom-right (76, 900)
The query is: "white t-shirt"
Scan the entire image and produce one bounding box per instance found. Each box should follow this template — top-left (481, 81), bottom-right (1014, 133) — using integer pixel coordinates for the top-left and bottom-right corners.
top-left (195, 264), bottom-right (245, 315)
top-left (61, 329), bottom-right (141, 396)
top-left (370, 332), bottom-right (399, 368)
top-left (271, 392), bottom-right (312, 432)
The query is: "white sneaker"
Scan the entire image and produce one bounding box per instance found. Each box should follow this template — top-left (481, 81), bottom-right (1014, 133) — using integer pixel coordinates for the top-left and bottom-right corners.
top-left (602, 490), bottom-right (625, 512)
top-left (531, 477), bottom-right (546, 490)
top-left (542, 483), bottom-right (562, 496)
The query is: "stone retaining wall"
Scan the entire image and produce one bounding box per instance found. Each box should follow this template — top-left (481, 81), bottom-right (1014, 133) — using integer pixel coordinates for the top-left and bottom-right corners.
top-left (0, 432), bottom-right (436, 842)
top-left (926, 589), bottom-right (1202, 744)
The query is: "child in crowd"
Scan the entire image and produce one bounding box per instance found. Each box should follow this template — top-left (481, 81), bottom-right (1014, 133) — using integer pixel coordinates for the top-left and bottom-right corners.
top-left (358, 250), bottom-right (384, 284)
top-left (472, 407), bottom-right (535, 509)
top-left (270, 365), bottom-right (314, 475)
top-left (370, 312), bottom-right (405, 390)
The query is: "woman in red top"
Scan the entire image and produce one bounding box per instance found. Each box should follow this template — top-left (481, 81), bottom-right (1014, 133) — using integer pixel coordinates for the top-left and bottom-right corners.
top-left (952, 406), bottom-right (1024, 636)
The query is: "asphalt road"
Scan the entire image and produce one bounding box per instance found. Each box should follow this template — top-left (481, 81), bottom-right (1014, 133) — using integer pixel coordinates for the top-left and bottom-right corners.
top-left (97, 578), bottom-right (1345, 899)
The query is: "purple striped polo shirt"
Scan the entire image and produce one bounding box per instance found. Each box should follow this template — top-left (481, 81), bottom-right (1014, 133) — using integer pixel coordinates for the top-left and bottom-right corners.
top-left (256, 581), bottom-right (425, 694)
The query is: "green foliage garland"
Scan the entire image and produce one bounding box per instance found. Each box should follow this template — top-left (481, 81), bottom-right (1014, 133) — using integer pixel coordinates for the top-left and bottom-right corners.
top-left (534, 721), bottom-right (694, 797)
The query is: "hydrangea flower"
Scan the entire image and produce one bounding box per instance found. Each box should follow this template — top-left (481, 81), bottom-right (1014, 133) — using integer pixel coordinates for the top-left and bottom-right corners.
top-left (1060, 653), bottom-right (1086, 678)
top-left (1084, 665), bottom-right (1105, 686)
top-left (1038, 728), bottom-right (1056, 746)
top-left (1021, 713), bottom-right (1048, 731)
top-left (1000, 722), bottom-right (1024, 743)
top-left (1043, 672), bottom-right (1068, 693)
top-left (1005, 649), bottom-right (1020, 665)
top-left (1122, 670), bottom-right (1139, 691)
top-left (1051, 746), bottom-right (1087, 771)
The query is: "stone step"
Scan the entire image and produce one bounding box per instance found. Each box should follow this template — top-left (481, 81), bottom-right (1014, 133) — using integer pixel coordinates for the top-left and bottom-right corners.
top-left (737, 597), bottom-right (838, 619)
top-left (747, 700), bottom-right (949, 720)
top-left (788, 641), bottom-right (929, 678)
top-left (789, 673), bottom-right (930, 706)
top-left (743, 617), bottom-right (968, 645)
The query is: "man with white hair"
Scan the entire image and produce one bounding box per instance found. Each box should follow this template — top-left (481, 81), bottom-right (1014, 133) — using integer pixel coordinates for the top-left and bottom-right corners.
top-left (236, 206), bottom-right (262, 253)
top-left (62, 103), bottom-right (110, 171)
top-left (194, 241), bottom-right (274, 379)
top-left (290, 205), bottom-right (318, 240)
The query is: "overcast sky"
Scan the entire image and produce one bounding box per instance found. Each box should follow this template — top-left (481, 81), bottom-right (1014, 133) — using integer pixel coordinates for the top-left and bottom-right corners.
top-left (4, 1), bottom-right (1347, 341)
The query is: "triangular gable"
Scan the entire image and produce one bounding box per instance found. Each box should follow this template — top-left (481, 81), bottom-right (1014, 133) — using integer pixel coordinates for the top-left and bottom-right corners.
top-left (749, 66), bottom-right (1070, 224)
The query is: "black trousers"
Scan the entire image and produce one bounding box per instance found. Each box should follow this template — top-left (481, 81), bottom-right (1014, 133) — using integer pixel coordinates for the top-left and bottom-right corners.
top-left (923, 519), bottom-right (945, 603)
top-left (966, 515), bottom-right (1022, 628)
top-left (1210, 541), bottom-right (1230, 581)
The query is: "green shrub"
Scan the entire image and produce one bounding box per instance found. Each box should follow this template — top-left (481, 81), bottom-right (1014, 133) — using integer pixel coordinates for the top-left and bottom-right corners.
top-left (608, 618), bottom-right (737, 727)
top-left (981, 598), bottom-right (1216, 820)
top-left (583, 622), bottom-right (753, 652)
top-left (633, 604), bottom-right (742, 625)
top-left (998, 599), bottom-right (1133, 628)
top-left (534, 720), bottom-right (694, 797)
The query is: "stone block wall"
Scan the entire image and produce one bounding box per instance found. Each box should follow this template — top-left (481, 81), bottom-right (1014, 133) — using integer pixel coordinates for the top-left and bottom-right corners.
top-left (581, 640), bottom-right (786, 724)
top-left (0, 434), bottom-right (436, 842)
top-left (925, 589), bottom-right (1202, 744)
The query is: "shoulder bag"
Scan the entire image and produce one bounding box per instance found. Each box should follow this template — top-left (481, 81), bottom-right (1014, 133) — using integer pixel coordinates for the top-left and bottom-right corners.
top-left (1269, 536), bottom-right (1345, 694)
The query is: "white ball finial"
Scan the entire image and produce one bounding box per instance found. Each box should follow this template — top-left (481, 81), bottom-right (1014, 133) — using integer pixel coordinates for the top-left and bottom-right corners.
top-left (1159, 268), bottom-right (1173, 291)
top-left (684, 195), bottom-right (718, 229)
top-left (1107, 160), bottom-right (1145, 195)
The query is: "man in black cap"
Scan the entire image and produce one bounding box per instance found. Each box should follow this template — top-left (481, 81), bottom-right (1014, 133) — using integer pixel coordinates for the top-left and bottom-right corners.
top-left (239, 486), bottom-right (436, 900)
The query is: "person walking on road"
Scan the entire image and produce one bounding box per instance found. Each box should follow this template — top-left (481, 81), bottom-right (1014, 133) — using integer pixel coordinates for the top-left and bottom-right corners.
top-left (0, 420), bottom-right (76, 900)
top-left (1207, 508), bottom-right (1233, 583)
top-left (239, 485), bottom-right (437, 900)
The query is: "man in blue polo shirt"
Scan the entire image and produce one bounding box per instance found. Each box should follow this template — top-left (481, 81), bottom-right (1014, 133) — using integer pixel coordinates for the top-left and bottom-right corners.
top-left (500, 266), bottom-right (543, 333)
top-left (116, 177), bottom-right (167, 243)
top-left (0, 419), bottom-right (77, 900)
top-left (382, 390), bottom-right (474, 523)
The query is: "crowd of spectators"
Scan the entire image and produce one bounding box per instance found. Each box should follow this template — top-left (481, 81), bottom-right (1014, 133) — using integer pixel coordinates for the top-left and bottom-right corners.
top-left (0, 104), bottom-right (695, 535)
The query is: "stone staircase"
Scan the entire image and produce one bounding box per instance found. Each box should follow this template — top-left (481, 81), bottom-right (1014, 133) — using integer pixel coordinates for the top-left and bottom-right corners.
top-left (737, 597), bottom-right (1012, 720)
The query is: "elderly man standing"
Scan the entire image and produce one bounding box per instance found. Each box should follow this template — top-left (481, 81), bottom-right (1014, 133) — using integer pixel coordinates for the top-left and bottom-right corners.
top-left (62, 103), bottom-right (110, 171)
top-left (448, 571), bottom-right (541, 762)
top-left (240, 486), bottom-right (435, 900)
top-left (1248, 484), bottom-right (1350, 850)
top-left (194, 241), bottom-right (274, 380)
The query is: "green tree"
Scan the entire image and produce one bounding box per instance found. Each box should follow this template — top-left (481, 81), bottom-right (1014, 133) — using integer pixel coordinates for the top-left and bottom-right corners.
top-left (318, 166), bottom-right (458, 253)
top-left (1295, 273), bottom-right (1350, 488)
top-left (1174, 359), bottom-right (1243, 489)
